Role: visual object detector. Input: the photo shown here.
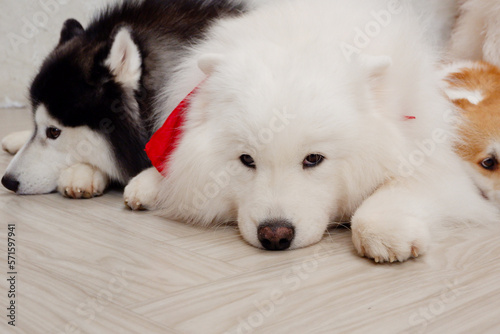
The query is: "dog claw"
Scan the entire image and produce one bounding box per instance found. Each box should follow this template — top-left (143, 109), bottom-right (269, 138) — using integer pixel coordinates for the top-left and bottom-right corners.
top-left (411, 247), bottom-right (419, 258)
top-left (65, 187), bottom-right (75, 198)
top-left (389, 255), bottom-right (396, 263)
top-left (359, 246), bottom-right (366, 257)
top-left (124, 199), bottom-right (145, 211)
top-left (374, 257), bottom-right (381, 263)
top-left (58, 164), bottom-right (108, 200)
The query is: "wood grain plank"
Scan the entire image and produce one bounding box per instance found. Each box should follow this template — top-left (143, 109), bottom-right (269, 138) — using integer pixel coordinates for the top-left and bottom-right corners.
top-left (1, 107), bottom-right (500, 334)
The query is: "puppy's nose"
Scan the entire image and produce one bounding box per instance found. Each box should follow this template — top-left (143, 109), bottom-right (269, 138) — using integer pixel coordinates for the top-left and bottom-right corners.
top-left (1, 175), bottom-right (19, 193)
top-left (258, 221), bottom-right (294, 251)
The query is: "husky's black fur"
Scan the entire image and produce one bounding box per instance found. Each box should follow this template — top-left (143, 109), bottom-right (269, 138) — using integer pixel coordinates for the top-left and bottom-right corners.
top-left (29, 0), bottom-right (245, 182)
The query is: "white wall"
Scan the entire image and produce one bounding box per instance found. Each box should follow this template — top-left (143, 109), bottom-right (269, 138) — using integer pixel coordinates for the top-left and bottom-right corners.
top-left (0, 0), bottom-right (111, 107)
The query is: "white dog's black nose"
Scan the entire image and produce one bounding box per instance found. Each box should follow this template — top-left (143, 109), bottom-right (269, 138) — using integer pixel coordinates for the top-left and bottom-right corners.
top-left (1, 175), bottom-right (19, 193)
top-left (258, 221), bottom-right (294, 251)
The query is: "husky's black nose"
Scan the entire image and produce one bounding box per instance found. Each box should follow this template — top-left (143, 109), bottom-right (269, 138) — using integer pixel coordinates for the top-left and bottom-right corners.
top-left (1, 175), bottom-right (19, 193)
top-left (258, 221), bottom-right (295, 251)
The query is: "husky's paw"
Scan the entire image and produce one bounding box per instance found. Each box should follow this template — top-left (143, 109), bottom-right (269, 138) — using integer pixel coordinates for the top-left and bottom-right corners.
top-left (58, 164), bottom-right (108, 199)
top-left (1, 130), bottom-right (32, 155)
top-left (124, 167), bottom-right (163, 211)
top-left (351, 215), bottom-right (430, 263)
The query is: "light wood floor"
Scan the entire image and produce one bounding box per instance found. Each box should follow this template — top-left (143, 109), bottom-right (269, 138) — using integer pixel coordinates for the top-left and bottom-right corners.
top-left (1, 107), bottom-right (499, 334)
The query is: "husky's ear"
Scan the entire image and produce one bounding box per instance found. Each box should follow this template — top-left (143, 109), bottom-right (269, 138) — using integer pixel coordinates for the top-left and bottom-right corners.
top-left (198, 54), bottom-right (225, 76)
top-left (59, 19), bottom-right (84, 45)
top-left (359, 54), bottom-right (392, 77)
top-left (105, 27), bottom-right (142, 90)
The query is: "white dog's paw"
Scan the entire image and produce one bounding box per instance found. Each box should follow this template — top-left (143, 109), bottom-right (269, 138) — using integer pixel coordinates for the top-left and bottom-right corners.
top-left (57, 164), bottom-right (109, 199)
top-left (351, 215), bottom-right (430, 263)
top-left (1, 130), bottom-right (32, 155)
top-left (124, 167), bottom-right (163, 211)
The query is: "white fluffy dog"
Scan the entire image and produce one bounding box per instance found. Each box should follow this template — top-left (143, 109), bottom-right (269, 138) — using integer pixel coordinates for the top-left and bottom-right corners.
top-left (125, 0), bottom-right (499, 262)
top-left (448, 0), bottom-right (500, 67)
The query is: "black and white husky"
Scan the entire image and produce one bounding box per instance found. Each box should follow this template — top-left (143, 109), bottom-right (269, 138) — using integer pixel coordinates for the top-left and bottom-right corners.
top-left (1, 0), bottom-right (247, 198)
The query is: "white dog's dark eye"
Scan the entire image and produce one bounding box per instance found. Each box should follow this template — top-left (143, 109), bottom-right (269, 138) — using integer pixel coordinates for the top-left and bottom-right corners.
top-left (481, 157), bottom-right (497, 171)
top-left (240, 154), bottom-right (256, 169)
top-left (303, 154), bottom-right (324, 168)
top-left (46, 127), bottom-right (61, 140)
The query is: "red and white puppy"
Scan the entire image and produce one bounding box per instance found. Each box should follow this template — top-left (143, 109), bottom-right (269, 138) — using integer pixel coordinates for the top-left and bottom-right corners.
top-left (441, 60), bottom-right (500, 205)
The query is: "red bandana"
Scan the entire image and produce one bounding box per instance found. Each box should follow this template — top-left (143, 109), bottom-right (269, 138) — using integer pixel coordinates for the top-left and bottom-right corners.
top-left (145, 86), bottom-right (198, 175)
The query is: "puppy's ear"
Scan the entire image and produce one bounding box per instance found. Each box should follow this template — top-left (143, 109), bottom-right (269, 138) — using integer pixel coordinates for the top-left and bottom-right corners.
top-left (442, 84), bottom-right (484, 106)
top-left (59, 19), bottom-right (84, 45)
top-left (359, 54), bottom-right (392, 77)
top-left (440, 64), bottom-right (485, 106)
top-left (198, 54), bottom-right (225, 76)
top-left (104, 27), bottom-right (142, 90)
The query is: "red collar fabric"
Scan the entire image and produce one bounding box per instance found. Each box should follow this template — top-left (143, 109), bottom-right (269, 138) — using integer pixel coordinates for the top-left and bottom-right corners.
top-left (145, 86), bottom-right (199, 174)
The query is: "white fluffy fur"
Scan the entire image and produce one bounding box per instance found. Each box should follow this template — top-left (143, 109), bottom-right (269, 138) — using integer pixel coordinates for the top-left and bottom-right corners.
top-left (125, 0), bottom-right (499, 262)
top-left (105, 27), bottom-right (142, 90)
top-left (124, 167), bottom-right (163, 210)
top-left (4, 106), bottom-right (115, 195)
top-left (449, 0), bottom-right (500, 67)
top-left (410, 0), bottom-right (458, 51)
top-left (1, 130), bottom-right (32, 155)
top-left (57, 163), bottom-right (108, 199)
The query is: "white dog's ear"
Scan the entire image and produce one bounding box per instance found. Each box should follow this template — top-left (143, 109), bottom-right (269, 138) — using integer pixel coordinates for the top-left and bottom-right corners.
top-left (359, 54), bottom-right (392, 77)
top-left (105, 27), bottom-right (142, 90)
top-left (198, 54), bottom-right (225, 76)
